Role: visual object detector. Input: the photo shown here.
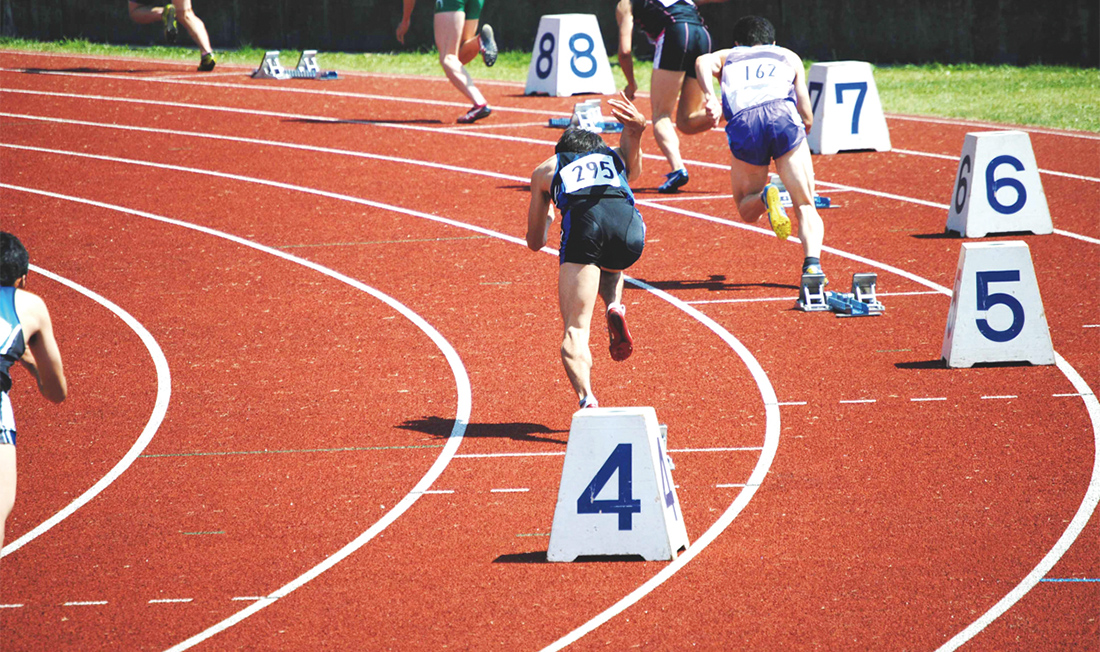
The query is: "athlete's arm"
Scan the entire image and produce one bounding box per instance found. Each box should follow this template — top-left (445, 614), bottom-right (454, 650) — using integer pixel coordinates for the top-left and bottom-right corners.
top-left (15, 290), bottom-right (66, 403)
top-left (607, 92), bottom-right (647, 183)
top-left (526, 157), bottom-right (557, 252)
top-left (615, 0), bottom-right (637, 100)
top-left (695, 49), bottom-right (730, 127)
top-left (787, 48), bottom-right (813, 134)
top-left (395, 0), bottom-right (416, 45)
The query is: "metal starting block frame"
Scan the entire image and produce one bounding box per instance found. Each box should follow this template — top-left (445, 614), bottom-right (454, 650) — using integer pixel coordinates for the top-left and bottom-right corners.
top-left (798, 272), bottom-right (885, 316)
top-left (252, 50), bottom-right (337, 80)
top-left (547, 98), bottom-right (623, 134)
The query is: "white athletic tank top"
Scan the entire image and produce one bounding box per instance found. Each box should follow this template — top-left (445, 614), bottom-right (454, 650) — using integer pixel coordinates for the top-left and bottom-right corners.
top-left (719, 45), bottom-right (797, 120)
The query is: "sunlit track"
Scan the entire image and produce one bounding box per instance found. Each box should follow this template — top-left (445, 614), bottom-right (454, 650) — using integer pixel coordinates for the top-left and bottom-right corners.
top-left (1, 53), bottom-right (1097, 650)
top-left (0, 264), bottom-right (171, 557)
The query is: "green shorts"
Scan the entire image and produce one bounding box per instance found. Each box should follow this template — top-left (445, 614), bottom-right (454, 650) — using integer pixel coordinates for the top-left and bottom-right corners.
top-left (434, 0), bottom-right (484, 20)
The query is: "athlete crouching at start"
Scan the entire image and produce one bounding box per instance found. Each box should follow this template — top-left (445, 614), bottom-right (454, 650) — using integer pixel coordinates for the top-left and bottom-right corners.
top-left (526, 93), bottom-right (648, 410)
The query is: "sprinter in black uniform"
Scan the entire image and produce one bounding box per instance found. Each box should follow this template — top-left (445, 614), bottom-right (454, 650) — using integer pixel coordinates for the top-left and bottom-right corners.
top-left (527, 93), bottom-right (647, 410)
top-left (616, 0), bottom-right (729, 192)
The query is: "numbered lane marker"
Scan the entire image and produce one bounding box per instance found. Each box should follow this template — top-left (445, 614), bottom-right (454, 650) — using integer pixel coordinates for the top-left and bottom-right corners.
top-left (941, 241), bottom-right (1054, 368)
top-left (547, 407), bottom-right (689, 562)
top-left (525, 14), bottom-right (617, 97)
top-left (806, 61), bottom-right (891, 155)
top-left (946, 131), bottom-right (1053, 237)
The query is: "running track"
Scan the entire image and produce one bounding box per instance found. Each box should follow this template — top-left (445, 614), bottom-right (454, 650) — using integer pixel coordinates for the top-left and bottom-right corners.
top-left (0, 50), bottom-right (1097, 651)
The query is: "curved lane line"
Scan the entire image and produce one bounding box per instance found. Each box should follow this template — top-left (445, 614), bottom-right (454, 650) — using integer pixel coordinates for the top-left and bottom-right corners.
top-left (0, 184), bottom-right (473, 650)
top-left (1, 150), bottom-right (781, 649)
top-left (4, 103), bottom-right (1097, 245)
top-left (0, 265), bottom-right (172, 557)
top-left (937, 353), bottom-right (1100, 650)
top-left (7, 137), bottom-right (1098, 646)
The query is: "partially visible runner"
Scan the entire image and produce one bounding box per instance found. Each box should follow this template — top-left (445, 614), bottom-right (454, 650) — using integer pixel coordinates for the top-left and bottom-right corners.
top-left (127, 0), bottom-right (217, 71)
top-left (0, 233), bottom-right (67, 553)
top-left (695, 15), bottom-right (827, 280)
top-left (615, 0), bottom-right (728, 193)
top-left (397, 0), bottom-right (499, 124)
top-left (526, 94), bottom-right (648, 410)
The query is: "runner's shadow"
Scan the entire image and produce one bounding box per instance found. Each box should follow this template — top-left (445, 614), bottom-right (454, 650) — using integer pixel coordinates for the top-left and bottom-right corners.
top-left (629, 275), bottom-right (799, 292)
top-left (23, 67), bottom-right (150, 74)
top-left (285, 118), bottom-right (444, 125)
top-left (398, 415), bottom-right (567, 445)
top-left (493, 551), bottom-right (646, 563)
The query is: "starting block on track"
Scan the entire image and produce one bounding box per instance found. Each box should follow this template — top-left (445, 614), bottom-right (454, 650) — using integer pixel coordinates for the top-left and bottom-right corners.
top-left (252, 50), bottom-right (337, 80)
top-left (548, 99), bottom-right (623, 134)
top-left (547, 407), bottom-right (688, 562)
top-left (798, 272), bottom-right (884, 316)
top-left (768, 173), bottom-right (832, 209)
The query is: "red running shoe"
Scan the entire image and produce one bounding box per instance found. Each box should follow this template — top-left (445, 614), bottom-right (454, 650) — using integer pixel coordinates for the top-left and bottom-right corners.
top-left (606, 303), bottom-right (633, 362)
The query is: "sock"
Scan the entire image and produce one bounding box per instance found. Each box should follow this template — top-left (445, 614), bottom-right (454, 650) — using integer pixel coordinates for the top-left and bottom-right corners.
top-left (803, 257), bottom-right (820, 272)
top-left (579, 395), bottom-right (599, 409)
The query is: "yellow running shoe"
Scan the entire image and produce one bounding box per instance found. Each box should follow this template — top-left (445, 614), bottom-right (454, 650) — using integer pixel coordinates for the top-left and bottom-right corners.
top-left (163, 4), bottom-right (178, 43)
top-left (763, 184), bottom-right (791, 240)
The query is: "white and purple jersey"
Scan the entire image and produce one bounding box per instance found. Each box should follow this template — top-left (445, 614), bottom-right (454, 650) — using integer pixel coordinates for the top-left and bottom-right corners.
top-left (719, 45), bottom-right (798, 120)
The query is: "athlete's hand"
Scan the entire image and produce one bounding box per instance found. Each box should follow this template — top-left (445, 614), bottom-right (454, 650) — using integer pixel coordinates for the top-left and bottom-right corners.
top-left (608, 92), bottom-right (646, 134)
top-left (703, 95), bottom-right (722, 128)
top-left (622, 81), bottom-right (637, 101)
top-left (396, 19), bottom-right (411, 45)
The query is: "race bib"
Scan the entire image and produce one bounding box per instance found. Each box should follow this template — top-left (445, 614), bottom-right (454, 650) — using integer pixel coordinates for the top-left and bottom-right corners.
top-left (560, 153), bottom-right (622, 194)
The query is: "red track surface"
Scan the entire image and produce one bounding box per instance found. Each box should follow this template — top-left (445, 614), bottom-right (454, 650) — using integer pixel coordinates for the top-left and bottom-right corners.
top-left (1, 51), bottom-right (1097, 651)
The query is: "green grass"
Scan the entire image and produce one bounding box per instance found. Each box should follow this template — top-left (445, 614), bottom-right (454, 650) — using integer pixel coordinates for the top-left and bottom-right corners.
top-left (3, 38), bottom-right (1098, 132)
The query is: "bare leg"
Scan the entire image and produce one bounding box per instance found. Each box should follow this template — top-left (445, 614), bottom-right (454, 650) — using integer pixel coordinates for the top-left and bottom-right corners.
top-left (457, 20), bottom-right (481, 65)
top-left (434, 12), bottom-right (487, 107)
top-left (774, 140), bottom-right (824, 258)
top-left (0, 445), bottom-right (15, 551)
top-left (172, 0), bottom-right (213, 54)
top-left (728, 156), bottom-right (773, 223)
top-left (650, 68), bottom-right (688, 173)
top-left (675, 78), bottom-right (713, 135)
top-left (598, 269), bottom-right (624, 308)
top-left (127, 1), bottom-right (165, 24)
top-left (559, 263), bottom-right (602, 402)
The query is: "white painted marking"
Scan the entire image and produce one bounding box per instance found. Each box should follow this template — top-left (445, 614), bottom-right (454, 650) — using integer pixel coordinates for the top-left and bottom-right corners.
top-left (0, 604), bottom-right (24, 609)
top-left (1053, 393), bottom-right (1092, 398)
top-left (418, 489), bottom-right (455, 494)
top-left (149, 598), bottom-right (194, 604)
top-left (1, 268), bottom-right (171, 558)
top-left (1, 185), bottom-right (473, 652)
top-left (777, 401), bottom-right (807, 406)
top-left (64, 601), bottom-right (108, 606)
top-left (687, 290), bottom-right (942, 306)
top-left (1084, 324), bottom-right (1100, 328)
top-left (454, 451), bottom-right (565, 458)
top-left (981, 395), bottom-right (1017, 400)
top-left (230, 597), bottom-right (268, 602)
top-left (938, 355), bottom-right (1100, 650)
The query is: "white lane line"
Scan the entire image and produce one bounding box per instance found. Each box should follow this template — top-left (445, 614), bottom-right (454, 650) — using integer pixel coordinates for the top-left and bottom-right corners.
top-left (938, 355), bottom-right (1100, 650)
top-left (455, 451), bottom-right (565, 458)
top-left (1, 267), bottom-right (171, 558)
top-left (0, 604), bottom-right (24, 609)
top-left (981, 395), bottom-right (1018, 400)
top-left (8, 115), bottom-right (1096, 648)
top-left (1, 184), bottom-right (473, 651)
top-left (777, 401), bottom-right (807, 406)
top-left (3, 147), bottom-right (780, 651)
top-left (64, 601), bottom-right (109, 606)
top-left (891, 148), bottom-right (1100, 182)
top-left (417, 489), bottom-right (456, 494)
top-left (687, 290), bottom-right (942, 306)
top-left (887, 113), bottom-right (1100, 140)
top-left (3, 92), bottom-right (1098, 244)
top-left (149, 598), bottom-right (194, 604)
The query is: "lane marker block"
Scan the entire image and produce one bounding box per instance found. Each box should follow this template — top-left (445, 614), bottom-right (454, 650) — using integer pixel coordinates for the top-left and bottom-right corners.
top-left (525, 14), bottom-right (616, 97)
top-left (945, 131), bottom-right (1052, 237)
top-left (547, 407), bottom-right (688, 562)
top-left (941, 241), bottom-right (1054, 367)
top-left (806, 61), bottom-right (891, 155)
